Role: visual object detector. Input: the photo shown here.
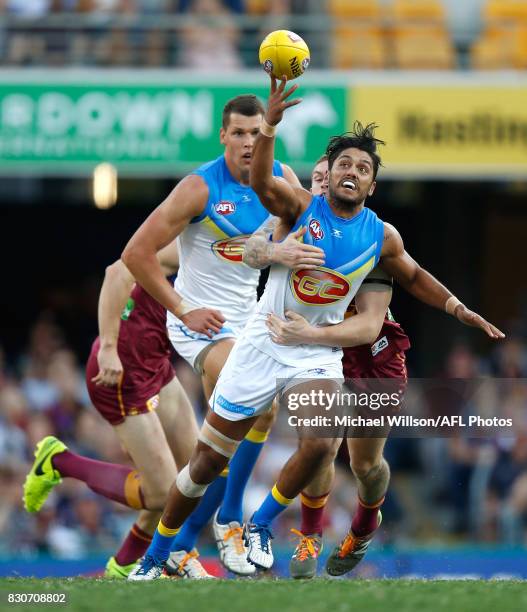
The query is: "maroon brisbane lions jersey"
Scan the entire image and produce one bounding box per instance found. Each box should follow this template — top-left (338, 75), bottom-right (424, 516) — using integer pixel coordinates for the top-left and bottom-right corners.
top-left (86, 284), bottom-right (175, 425)
top-left (342, 304), bottom-right (411, 379)
top-left (112, 283), bottom-right (173, 381)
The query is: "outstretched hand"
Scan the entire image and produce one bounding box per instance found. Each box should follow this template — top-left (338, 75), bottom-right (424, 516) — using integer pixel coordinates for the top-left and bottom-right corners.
top-left (265, 75), bottom-right (302, 127)
top-left (455, 305), bottom-right (505, 340)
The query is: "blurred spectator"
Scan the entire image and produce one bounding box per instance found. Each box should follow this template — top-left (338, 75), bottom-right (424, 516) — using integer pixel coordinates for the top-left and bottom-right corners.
top-left (489, 336), bottom-right (527, 378)
top-left (177, 0), bottom-right (243, 13)
top-left (238, 0), bottom-right (291, 66)
top-left (44, 350), bottom-right (88, 444)
top-left (179, 0), bottom-right (242, 71)
top-left (0, 386), bottom-right (28, 469)
top-left (4, 0), bottom-right (52, 17)
top-left (19, 317), bottom-right (65, 411)
top-left (489, 435), bottom-right (527, 544)
top-left (444, 342), bottom-right (481, 378)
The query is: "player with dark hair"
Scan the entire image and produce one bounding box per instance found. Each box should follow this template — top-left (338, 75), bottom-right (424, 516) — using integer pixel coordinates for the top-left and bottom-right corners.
top-left (126, 80), bottom-right (503, 579)
top-left (243, 146), bottom-right (502, 577)
top-left (242, 101), bottom-right (503, 570)
top-left (118, 92), bottom-right (325, 577)
top-left (122, 86), bottom-right (404, 580)
top-left (24, 93), bottom-right (325, 580)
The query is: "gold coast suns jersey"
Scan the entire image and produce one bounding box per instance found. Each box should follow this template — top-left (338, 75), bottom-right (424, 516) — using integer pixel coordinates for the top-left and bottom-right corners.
top-left (169, 155), bottom-right (283, 331)
top-left (242, 194), bottom-right (385, 367)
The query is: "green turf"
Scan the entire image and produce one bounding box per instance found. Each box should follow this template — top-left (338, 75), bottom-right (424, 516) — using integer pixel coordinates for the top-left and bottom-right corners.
top-left (0, 578), bottom-right (526, 612)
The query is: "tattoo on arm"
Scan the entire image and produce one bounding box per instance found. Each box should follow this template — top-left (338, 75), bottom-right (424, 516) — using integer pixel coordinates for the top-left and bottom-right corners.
top-left (242, 219), bottom-right (277, 270)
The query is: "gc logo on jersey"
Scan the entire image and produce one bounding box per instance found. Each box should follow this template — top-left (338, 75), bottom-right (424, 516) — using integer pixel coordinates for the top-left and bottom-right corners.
top-left (215, 201), bottom-right (236, 216)
top-left (290, 267), bottom-right (350, 305)
top-left (211, 235), bottom-right (248, 263)
top-left (309, 219), bottom-right (324, 240)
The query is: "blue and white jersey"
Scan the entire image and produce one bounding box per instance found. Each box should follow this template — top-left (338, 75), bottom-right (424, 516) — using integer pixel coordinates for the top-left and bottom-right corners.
top-left (242, 194), bottom-right (385, 367)
top-left (170, 155), bottom-right (283, 330)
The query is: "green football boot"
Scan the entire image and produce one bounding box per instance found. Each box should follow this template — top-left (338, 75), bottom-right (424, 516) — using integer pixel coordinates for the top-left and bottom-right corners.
top-left (23, 435), bottom-right (67, 512)
top-left (105, 556), bottom-right (138, 579)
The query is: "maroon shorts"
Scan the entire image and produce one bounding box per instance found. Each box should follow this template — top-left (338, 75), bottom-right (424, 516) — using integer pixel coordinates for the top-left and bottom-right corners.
top-left (85, 347), bottom-right (175, 426)
top-left (343, 350), bottom-right (408, 421)
top-left (344, 350), bottom-right (408, 386)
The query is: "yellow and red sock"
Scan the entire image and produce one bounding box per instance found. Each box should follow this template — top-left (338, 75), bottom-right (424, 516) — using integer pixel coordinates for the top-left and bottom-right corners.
top-left (115, 523), bottom-right (152, 566)
top-left (300, 491), bottom-right (330, 535)
top-left (351, 495), bottom-right (384, 537)
top-left (52, 451), bottom-right (145, 509)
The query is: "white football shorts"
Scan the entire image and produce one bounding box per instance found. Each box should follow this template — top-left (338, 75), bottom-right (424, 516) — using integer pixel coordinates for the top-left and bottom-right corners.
top-left (167, 317), bottom-right (245, 373)
top-left (210, 338), bottom-right (343, 421)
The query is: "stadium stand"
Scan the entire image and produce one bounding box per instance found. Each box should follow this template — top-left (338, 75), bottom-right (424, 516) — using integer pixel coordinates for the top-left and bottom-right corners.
top-left (471, 0), bottom-right (527, 69)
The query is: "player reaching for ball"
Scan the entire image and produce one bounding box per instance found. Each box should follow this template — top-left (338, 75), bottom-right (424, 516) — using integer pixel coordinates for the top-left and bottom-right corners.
top-left (239, 88), bottom-right (504, 576)
top-left (128, 74), bottom-right (504, 580)
top-left (125, 77), bottom-right (408, 580)
top-left (119, 93), bottom-right (329, 578)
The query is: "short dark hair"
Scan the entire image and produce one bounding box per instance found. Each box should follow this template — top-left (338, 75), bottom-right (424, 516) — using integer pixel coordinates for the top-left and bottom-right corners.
top-left (222, 94), bottom-right (265, 129)
top-left (314, 154), bottom-right (328, 166)
top-left (326, 122), bottom-right (385, 179)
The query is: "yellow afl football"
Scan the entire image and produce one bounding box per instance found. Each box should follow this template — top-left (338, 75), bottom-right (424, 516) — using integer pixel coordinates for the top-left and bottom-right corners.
top-left (259, 30), bottom-right (310, 80)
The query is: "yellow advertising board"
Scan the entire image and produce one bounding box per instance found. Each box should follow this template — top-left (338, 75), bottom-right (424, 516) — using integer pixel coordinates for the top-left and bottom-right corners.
top-left (352, 86), bottom-right (527, 177)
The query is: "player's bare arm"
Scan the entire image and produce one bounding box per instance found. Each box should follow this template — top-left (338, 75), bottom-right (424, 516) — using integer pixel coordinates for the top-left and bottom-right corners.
top-left (122, 175), bottom-right (225, 338)
top-left (250, 76), bottom-right (311, 224)
top-left (243, 223), bottom-right (325, 271)
top-left (92, 240), bottom-right (182, 388)
top-left (380, 222), bottom-right (504, 340)
top-left (91, 259), bottom-right (136, 388)
top-left (266, 290), bottom-right (391, 347)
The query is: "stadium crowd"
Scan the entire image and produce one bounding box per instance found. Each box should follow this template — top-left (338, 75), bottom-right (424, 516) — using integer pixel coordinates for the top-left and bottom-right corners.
top-left (1, 307), bottom-right (527, 559)
top-left (1, 0), bottom-right (525, 70)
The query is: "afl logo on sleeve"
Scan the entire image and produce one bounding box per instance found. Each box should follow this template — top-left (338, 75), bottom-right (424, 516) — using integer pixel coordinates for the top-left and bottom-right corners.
top-left (215, 201), bottom-right (236, 216)
top-left (308, 219), bottom-right (324, 240)
top-left (211, 235), bottom-right (248, 263)
top-left (290, 268), bottom-right (350, 305)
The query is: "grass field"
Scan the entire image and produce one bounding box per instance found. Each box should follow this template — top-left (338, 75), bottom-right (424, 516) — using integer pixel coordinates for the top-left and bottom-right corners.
top-left (1, 578), bottom-right (526, 612)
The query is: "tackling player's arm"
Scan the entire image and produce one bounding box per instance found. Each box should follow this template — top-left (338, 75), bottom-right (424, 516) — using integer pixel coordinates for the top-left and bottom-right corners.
top-left (266, 289), bottom-right (391, 347)
top-left (121, 175), bottom-right (225, 337)
top-left (243, 222), bottom-right (325, 271)
top-left (380, 222), bottom-right (504, 339)
top-left (250, 76), bottom-right (311, 225)
top-left (93, 240), bottom-right (182, 387)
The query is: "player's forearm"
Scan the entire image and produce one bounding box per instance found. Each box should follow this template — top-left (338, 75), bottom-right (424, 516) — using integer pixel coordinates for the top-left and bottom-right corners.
top-left (250, 127), bottom-right (276, 189)
top-left (122, 246), bottom-right (183, 316)
top-left (98, 261), bottom-right (135, 348)
top-left (400, 266), bottom-right (453, 312)
top-left (243, 232), bottom-right (275, 269)
top-left (250, 132), bottom-right (284, 216)
top-left (307, 313), bottom-right (384, 348)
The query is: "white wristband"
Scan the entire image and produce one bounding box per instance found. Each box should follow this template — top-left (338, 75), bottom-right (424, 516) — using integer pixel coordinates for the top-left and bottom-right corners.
top-left (175, 299), bottom-right (199, 318)
top-left (260, 118), bottom-right (277, 138)
top-left (445, 296), bottom-right (462, 315)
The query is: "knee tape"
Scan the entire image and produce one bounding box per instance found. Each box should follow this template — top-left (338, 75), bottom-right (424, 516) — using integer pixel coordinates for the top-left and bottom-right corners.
top-left (199, 421), bottom-right (240, 458)
top-left (176, 464), bottom-right (209, 498)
